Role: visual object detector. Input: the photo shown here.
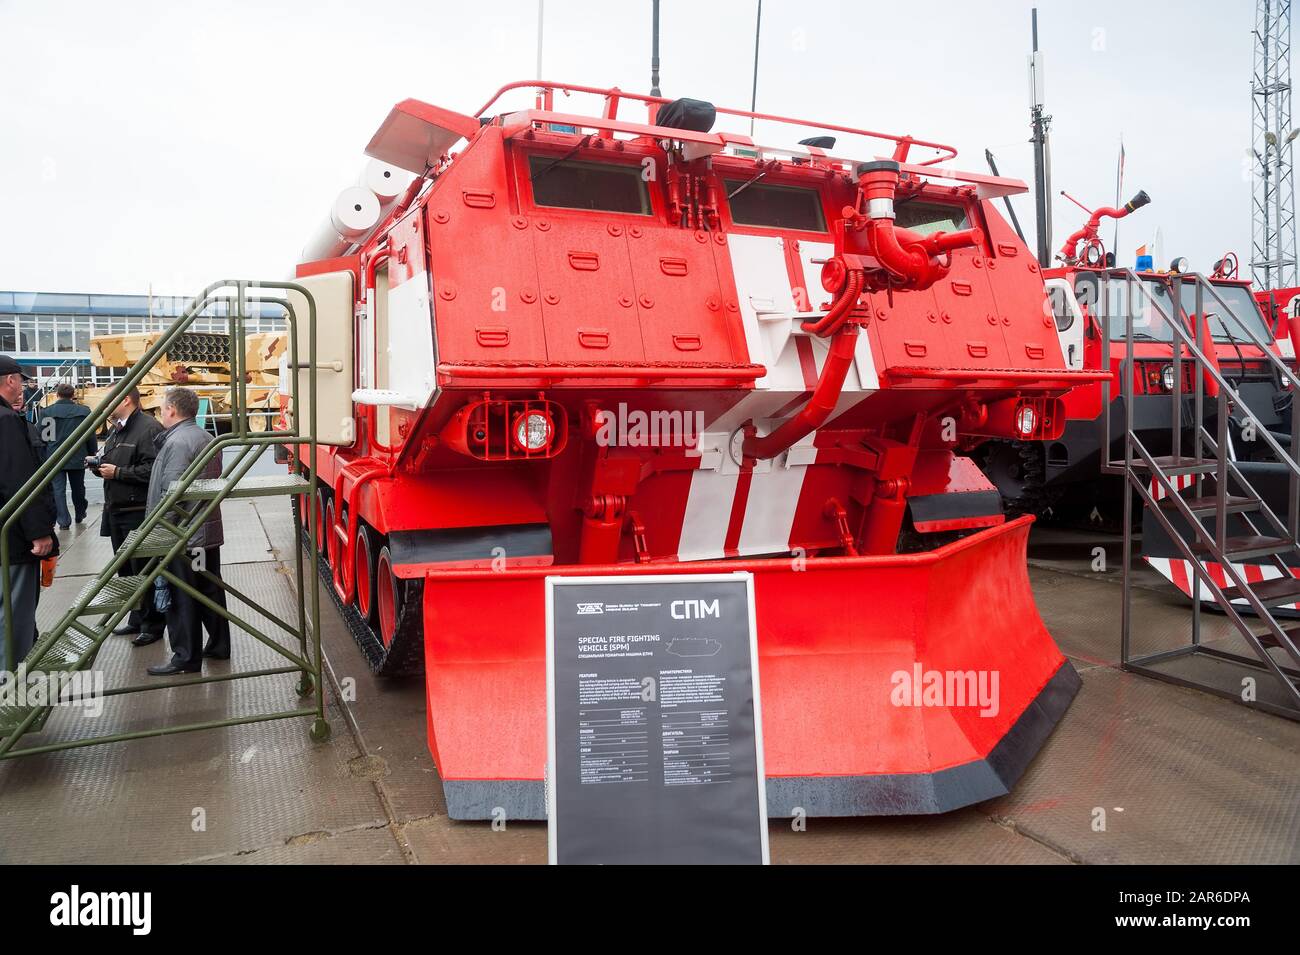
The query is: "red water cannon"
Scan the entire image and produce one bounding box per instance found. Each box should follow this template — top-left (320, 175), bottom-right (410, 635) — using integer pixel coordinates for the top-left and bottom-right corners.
top-left (844, 160), bottom-right (984, 293)
top-left (743, 160), bottom-right (984, 461)
top-left (1059, 190), bottom-right (1151, 266)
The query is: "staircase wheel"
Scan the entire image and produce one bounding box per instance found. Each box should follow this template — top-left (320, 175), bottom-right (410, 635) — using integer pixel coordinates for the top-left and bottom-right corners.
top-left (376, 545), bottom-right (402, 649)
top-left (355, 526), bottom-right (376, 623)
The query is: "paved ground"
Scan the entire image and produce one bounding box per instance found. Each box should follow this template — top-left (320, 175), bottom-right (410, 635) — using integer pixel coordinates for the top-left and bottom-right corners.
top-left (1, 472), bottom-right (1297, 864)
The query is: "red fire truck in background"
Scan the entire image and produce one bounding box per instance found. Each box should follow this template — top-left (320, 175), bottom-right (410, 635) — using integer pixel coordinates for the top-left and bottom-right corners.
top-left (976, 194), bottom-right (1292, 523)
top-left (282, 81), bottom-right (1109, 820)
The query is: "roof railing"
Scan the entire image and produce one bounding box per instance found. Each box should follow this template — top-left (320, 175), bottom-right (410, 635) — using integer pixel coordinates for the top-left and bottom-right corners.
top-left (473, 80), bottom-right (960, 166)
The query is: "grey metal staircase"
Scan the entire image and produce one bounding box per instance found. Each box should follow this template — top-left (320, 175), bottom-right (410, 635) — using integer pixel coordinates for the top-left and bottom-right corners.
top-left (1101, 268), bottom-right (1300, 720)
top-left (0, 280), bottom-right (328, 757)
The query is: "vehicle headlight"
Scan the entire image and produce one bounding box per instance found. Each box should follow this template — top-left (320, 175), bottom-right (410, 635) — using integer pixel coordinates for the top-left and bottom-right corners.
top-left (1015, 404), bottom-right (1037, 437)
top-left (513, 411), bottom-right (553, 452)
top-left (1162, 364), bottom-right (1176, 391)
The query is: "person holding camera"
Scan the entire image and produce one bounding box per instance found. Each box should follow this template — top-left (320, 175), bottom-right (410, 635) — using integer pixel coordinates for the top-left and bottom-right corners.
top-left (0, 355), bottom-right (57, 673)
top-left (92, 386), bottom-right (165, 645)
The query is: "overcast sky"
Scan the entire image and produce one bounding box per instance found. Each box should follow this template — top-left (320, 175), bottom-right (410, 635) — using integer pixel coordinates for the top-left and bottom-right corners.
top-left (0, 0), bottom-right (1277, 294)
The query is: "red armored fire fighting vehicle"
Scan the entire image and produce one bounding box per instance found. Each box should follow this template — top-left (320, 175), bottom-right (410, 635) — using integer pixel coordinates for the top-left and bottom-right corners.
top-left (284, 81), bottom-right (1107, 820)
top-left (977, 194), bottom-right (1289, 522)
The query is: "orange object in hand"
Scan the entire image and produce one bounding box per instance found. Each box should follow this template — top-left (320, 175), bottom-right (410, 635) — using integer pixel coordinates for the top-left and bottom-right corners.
top-left (40, 556), bottom-right (56, 588)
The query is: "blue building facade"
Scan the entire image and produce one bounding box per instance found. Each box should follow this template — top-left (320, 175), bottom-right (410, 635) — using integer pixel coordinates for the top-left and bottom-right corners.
top-left (0, 290), bottom-right (286, 387)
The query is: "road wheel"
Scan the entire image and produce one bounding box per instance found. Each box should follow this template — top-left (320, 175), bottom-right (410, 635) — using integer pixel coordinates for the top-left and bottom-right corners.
top-left (355, 524), bottom-right (377, 623)
top-left (376, 545), bottom-right (401, 648)
top-left (324, 500), bottom-right (339, 570)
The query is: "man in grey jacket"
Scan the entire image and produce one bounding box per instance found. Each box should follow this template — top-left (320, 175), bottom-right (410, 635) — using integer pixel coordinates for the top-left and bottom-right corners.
top-left (143, 387), bottom-right (228, 676)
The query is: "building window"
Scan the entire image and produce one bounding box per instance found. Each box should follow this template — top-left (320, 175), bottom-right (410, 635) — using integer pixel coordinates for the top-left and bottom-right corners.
top-left (0, 319), bottom-right (14, 351)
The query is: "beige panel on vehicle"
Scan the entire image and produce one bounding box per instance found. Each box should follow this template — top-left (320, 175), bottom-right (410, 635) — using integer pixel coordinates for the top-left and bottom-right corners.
top-left (374, 270), bottom-right (391, 446)
top-left (286, 270), bottom-right (356, 447)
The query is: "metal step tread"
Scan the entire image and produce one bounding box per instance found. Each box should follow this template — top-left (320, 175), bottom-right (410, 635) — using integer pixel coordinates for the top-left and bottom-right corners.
top-left (27, 631), bottom-right (99, 672)
top-left (1189, 535), bottom-right (1295, 560)
top-left (174, 474), bottom-right (309, 500)
top-left (0, 701), bottom-right (50, 736)
top-left (1220, 574), bottom-right (1300, 607)
top-left (1258, 626), bottom-right (1300, 651)
top-left (119, 525), bottom-right (189, 558)
top-left (1111, 455), bottom-right (1220, 475)
top-left (73, 574), bottom-right (150, 614)
top-left (1158, 494), bottom-right (1259, 516)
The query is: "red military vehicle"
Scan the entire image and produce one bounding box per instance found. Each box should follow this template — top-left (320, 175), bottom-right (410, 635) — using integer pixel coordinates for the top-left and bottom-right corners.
top-left (283, 81), bottom-right (1107, 819)
top-left (977, 194), bottom-right (1288, 522)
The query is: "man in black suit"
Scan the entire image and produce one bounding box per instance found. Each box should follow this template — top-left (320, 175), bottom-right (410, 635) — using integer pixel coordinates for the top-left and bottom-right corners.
top-left (0, 355), bottom-right (57, 673)
top-left (92, 386), bottom-right (165, 645)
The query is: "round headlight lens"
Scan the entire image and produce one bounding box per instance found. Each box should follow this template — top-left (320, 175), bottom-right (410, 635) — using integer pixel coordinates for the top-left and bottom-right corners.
top-left (514, 411), bottom-right (552, 451)
top-left (1015, 404), bottom-right (1037, 436)
top-left (1162, 364), bottom-right (1176, 391)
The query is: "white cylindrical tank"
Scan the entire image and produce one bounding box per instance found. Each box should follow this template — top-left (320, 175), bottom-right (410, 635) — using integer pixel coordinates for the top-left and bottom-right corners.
top-left (300, 186), bottom-right (382, 263)
top-left (359, 159), bottom-right (413, 206)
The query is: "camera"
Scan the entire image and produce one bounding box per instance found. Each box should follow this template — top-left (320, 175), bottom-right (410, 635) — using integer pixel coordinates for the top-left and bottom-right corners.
top-left (85, 456), bottom-right (102, 471)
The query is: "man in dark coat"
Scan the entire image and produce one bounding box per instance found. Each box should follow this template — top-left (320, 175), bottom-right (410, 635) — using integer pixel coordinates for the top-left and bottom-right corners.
top-left (0, 355), bottom-right (57, 673)
top-left (93, 386), bottom-right (165, 644)
top-left (144, 387), bottom-right (227, 675)
top-left (39, 383), bottom-right (97, 529)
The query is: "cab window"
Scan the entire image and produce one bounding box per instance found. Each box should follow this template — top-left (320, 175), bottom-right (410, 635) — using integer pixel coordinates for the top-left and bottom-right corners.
top-left (528, 156), bottom-right (650, 214)
top-left (725, 181), bottom-right (826, 232)
top-left (895, 200), bottom-right (968, 237)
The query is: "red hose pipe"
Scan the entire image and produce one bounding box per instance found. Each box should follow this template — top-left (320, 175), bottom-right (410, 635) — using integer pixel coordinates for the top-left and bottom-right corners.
top-left (741, 324), bottom-right (860, 460)
top-left (1059, 191), bottom-right (1150, 263)
top-left (802, 268), bottom-right (863, 336)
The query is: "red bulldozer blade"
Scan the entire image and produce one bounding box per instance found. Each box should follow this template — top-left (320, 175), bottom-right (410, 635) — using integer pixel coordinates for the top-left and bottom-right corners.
top-left (420, 516), bottom-right (1076, 820)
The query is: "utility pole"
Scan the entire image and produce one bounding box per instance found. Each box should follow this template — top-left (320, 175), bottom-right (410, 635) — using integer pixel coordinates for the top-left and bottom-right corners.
top-left (1252, 0), bottom-right (1297, 289)
top-left (1029, 8), bottom-right (1052, 268)
top-left (749, 1), bottom-right (763, 137)
top-left (536, 0), bottom-right (544, 78)
top-left (650, 0), bottom-right (660, 96)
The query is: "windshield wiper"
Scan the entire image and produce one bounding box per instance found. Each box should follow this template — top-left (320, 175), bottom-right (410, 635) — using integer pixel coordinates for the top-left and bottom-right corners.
top-left (530, 135), bottom-right (593, 183)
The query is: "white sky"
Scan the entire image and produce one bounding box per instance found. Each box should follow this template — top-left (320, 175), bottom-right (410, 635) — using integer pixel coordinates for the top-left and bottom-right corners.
top-left (0, 0), bottom-right (1275, 294)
